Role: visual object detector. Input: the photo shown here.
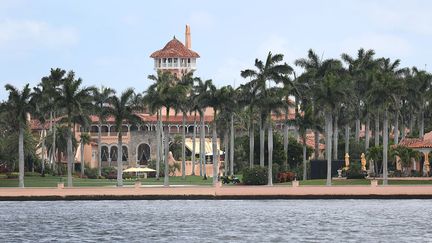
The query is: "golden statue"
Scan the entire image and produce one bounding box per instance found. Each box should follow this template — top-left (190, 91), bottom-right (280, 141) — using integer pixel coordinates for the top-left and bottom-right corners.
top-left (344, 153), bottom-right (350, 169)
top-left (361, 153), bottom-right (366, 171)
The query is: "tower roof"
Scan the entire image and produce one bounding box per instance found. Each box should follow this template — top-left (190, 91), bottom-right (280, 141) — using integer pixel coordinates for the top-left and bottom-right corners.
top-left (150, 37), bottom-right (200, 58)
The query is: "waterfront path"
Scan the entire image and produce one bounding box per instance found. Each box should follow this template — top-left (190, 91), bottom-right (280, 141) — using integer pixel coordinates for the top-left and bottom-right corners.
top-left (2, 184), bottom-right (432, 200)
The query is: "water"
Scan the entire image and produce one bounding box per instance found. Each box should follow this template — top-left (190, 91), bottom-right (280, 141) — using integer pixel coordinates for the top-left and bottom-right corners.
top-left (1, 200), bottom-right (431, 242)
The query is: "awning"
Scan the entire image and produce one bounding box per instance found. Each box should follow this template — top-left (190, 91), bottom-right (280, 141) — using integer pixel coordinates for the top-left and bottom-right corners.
top-left (123, 167), bottom-right (156, 173)
top-left (184, 138), bottom-right (223, 156)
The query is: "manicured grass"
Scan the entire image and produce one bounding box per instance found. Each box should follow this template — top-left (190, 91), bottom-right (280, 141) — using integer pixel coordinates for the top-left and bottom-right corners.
top-left (0, 175), bottom-right (213, 187)
top-left (297, 179), bottom-right (432, 186)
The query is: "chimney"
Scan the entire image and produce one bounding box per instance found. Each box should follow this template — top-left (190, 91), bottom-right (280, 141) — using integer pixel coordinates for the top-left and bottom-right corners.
top-left (185, 24), bottom-right (191, 49)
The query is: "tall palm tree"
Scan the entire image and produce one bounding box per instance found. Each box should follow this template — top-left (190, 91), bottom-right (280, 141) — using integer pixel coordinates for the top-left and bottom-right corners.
top-left (92, 87), bottom-right (115, 176)
top-left (40, 68), bottom-right (66, 171)
top-left (341, 48), bottom-right (377, 144)
top-left (56, 71), bottom-right (93, 187)
top-left (31, 85), bottom-right (50, 175)
top-left (296, 49), bottom-right (344, 185)
top-left (106, 88), bottom-right (141, 187)
top-left (5, 84), bottom-right (33, 188)
top-left (367, 58), bottom-right (405, 185)
top-left (241, 52), bottom-right (293, 173)
top-left (146, 71), bottom-right (174, 181)
top-left (173, 72), bottom-right (194, 179)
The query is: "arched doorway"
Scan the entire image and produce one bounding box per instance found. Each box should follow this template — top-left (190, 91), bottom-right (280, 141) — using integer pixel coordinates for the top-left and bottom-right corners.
top-left (122, 145), bottom-right (128, 163)
top-left (137, 143), bottom-right (151, 165)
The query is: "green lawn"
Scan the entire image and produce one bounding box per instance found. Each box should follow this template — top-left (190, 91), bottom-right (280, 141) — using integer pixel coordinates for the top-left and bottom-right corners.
top-left (2, 175), bottom-right (432, 187)
top-left (0, 175), bottom-right (213, 187)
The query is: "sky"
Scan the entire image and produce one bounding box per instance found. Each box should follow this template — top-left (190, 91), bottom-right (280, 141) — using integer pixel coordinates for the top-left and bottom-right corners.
top-left (1, 0), bottom-right (432, 101)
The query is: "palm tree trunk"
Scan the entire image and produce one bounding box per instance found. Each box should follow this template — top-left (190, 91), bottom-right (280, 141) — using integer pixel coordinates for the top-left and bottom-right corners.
top-left (249, 119), bottom-right (254, 168)
top-left (191, 114), bottom-right (197, 176)
top-left (401, 115), bottom-right (406, 139)
top-left (200, 112), bottom-right (206, 178)
top-left (155, 110), bottom-right (160, 180)
top-left (212, 115), bottom-right (218, 186)
top-left (67, 124), bottom-right (73, 188)
top-left (283, 108), bottom-right (289, 170)
top-left (325, 112), bottom-right (333, 186)
top-left (164, 109), bottom-right (170, 186)
top-left (117, 132), bottom-right (123, 187)
top-left (267, 122), bottom-right (273, 186)
top-left (394, 110), bottom-right (399, 144)
top-left (41, 129), bottom-right (46, 175)
top-left (181, 112), bottom-right (186, 179)
top-left (355, 118), bottom-right (360, 143)
top-left (344, 124), bottom-right (350, 155)
top-left (80, 140), bottom-right (84, 178)
top-left (223, 130), bottom-right (229, 176)
top-left (18, 125), bottom-right (24, 188)
top-left (333, 114), bottom-right (339, 160)
top-left (98, 121), bottom-right (102, 177)
top-left (164, 129), bottom-right (169, 186)
top-left (259, 118), bottom-right (265, 167)
top-left (419, 110), bottom-right (424, 138)
top-left (314, 130), bottom-right (320, 159)
top-left (52, 112), bottom-right (57, 172)
top-left (383, 109), bottom-right (389, 185)
top-left (365, 114), bottom-right (370, 150)
top-left (303, 143), bottom-right (307, 181)
top-left (375, 112), bottom-right (380, 147)
top-left (409, 113), bottom-right (414, 135)
top-left (230, 114), bottom-right (234, 176)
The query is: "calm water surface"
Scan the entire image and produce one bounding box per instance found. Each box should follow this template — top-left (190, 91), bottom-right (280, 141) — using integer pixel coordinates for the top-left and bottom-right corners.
top-left (1, 200), bottom-right (431, 242)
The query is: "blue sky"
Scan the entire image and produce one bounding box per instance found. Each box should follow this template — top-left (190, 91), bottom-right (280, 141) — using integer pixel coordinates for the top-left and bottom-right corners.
top-left (1, 0), bottom-right (432, 100)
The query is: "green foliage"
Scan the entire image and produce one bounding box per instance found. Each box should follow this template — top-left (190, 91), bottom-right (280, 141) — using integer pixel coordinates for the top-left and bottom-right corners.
top-left (147, 160), bottom-right (180, 177)
top-left (287, 137), bottom-right (313, 169)
top-left (338, 139), bottom-right (366, 160)
top-left (84, 167), bottom-right (99, 179)
top-left (346, 160), bottom-right (365, 179)
top-left (242, 166), bottom-right (268, 185)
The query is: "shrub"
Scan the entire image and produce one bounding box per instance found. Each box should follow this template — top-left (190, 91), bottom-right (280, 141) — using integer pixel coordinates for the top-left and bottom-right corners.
top-left (24, 172), bottom-right (41, 177)
top-left (242, 166), bottom-right (268, 185)
top-left (84, 168), bottom-right (98, 179)
top-left (6, 173), bottom-right (18, 179)
top-left (101, 167), bottom-right (116, 178)
top-left (272, 163), bottom-right (280, 183)
top-left (346, 161), bottom-right (365, 179)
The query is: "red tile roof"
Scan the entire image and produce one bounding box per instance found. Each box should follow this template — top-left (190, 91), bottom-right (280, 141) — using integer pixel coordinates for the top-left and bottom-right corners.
top-left (398, 131), bottom-right (432, 148)
top-left (150, 37), bottom-right (200, 58)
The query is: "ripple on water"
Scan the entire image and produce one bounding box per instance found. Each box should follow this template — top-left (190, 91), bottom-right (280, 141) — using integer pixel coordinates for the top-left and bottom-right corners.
top-left (0, 200), bottom-right (432, 242)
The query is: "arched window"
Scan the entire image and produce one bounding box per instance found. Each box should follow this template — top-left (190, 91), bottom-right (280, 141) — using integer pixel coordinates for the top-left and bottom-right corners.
top-left (101, 125), bottom-right (109, 136)
top-left (122, 146), bottom-right (128, 162)
top-left (101, 146), bottom-right (109, 161)
top-left (110, 126), bottom-right (117, 134)
top-left (110, 146), bottom-right (118, 161)
top-left (90, 125), bottom-right (99, 135)
top-left (130, 125), bottom-right (138, 132)
top-left (137, 143), bottom-right (151, 165)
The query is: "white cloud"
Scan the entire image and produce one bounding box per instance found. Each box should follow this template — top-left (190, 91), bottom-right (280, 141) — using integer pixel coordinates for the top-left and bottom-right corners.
top-left (0, 19), bottom-right (79, 51)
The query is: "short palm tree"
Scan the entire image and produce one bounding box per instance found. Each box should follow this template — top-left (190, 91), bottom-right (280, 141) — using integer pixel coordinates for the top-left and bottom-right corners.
top-left (5, 84), bottom-right (33, 188)
top-left (107, 88), bottom-right (141, 187)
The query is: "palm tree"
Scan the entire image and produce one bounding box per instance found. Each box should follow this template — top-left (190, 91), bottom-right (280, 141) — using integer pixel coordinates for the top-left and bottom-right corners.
top-left (291, 105), bottom-right (317, 180)
top-left (173, 72), bottom-right (194, 179)
top-left (341, 48), bottom-right (377, 144)
top-left (40, 68), bottom-right (66, 171)
top-left (80, 132), bottom-right (91, 177)
top-left (296, 49), bottom-right (344, 186)
top-left (367, 58), bottom-right (405, 185)
top-left (56, 71), bottom-right (93, 187)
top-left (92, 87), bottom-right (115, 177)
top-left (242, 52), bottom-right (293, 172)
top-left (106, 88), bottom-right (141, 187)
top-left (31, 86), bottom-right (50, 175)
top-left (146, 71), bottom-right (174, 181)
top-left (5, 84), bottom-right (33, 188)
top-left (194, 78), bottom-right (213, 179)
